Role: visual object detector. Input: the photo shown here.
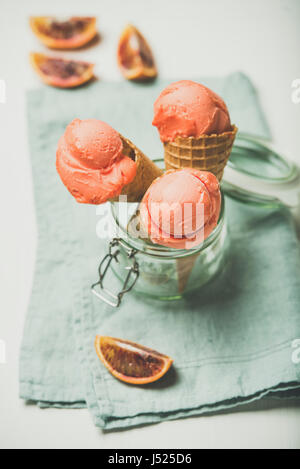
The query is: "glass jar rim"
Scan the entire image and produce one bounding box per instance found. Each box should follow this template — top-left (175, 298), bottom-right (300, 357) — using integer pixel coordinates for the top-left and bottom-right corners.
top-left (110, 160), bottom-right (225, 260)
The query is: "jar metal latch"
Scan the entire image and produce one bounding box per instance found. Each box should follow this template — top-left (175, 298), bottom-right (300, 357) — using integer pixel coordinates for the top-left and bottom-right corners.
top-left (91, 238), bottom-right (139, 307)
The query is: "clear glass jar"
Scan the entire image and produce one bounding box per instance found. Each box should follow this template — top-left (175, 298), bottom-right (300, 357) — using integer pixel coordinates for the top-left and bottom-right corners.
top-left (92, 191), bottom-right (229, 305)
top-left (91, 137), bottom-right (300, 306)
top-left (112, 193), bottom-right (227, 300)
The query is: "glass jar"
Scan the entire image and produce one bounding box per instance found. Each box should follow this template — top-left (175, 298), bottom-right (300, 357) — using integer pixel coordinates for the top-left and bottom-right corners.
top-left (90, 138), bottom-right (299, 306)
top-left (92, 192), bottom-right (229, 306)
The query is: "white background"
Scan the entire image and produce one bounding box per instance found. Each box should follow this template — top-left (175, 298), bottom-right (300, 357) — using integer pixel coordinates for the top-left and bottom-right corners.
top-left (0, 0), bottom-right (300, 449)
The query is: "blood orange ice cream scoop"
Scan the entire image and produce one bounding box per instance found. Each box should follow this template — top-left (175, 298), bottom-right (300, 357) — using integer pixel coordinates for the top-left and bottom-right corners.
top-left (139, 169), bottom-right (221, 249)
top-left (56, 119), bottom-right (137, 204)
top-left (153, 80), bottom-right (237, 181)
top-left (152, 80), bottom-right (231, 142)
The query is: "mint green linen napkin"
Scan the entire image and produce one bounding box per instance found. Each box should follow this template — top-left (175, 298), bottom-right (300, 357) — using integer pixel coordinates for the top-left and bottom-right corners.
top-left (20, 73), bottom-right (300, 429)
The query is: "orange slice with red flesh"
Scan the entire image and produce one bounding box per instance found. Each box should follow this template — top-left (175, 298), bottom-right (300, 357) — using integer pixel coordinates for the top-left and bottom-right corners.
top-left (117, 24), bottom-right (157, 81)
top-left (29, 16), bottom-right (97, 49)
top-left (30, 52), bottom-right (94, 88)
top-left (95, 336), bottom-right (173, 385)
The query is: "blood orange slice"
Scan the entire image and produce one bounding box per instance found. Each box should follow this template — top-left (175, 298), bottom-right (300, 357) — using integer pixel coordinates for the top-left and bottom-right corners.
top-left (30, 16), bottom-right (97, 49)
top-left (95, 336), bottom-right (173, 385)
top-left (30, 52), bottom-right (94, 88)
top-left (117, 24), bottom-right (157, 81)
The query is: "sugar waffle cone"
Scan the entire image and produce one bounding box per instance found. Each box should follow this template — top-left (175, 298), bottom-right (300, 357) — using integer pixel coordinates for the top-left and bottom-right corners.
top-left (164, 127), bottom-right (237, 292)
top-left (127, 209), bottom-right (199, 295)
top-left (127, 208), bottom-right (149, 240)
top-left (176, 253), bottom-right (199, 294)
top-left (164, 125), bottom-right (238, 182)
top-left (115, 134), bottom-right (163, 202)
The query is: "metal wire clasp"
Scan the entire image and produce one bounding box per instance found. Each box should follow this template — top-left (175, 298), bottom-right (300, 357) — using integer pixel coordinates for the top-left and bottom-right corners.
top-left (91, 238), bottom-right (139, 307)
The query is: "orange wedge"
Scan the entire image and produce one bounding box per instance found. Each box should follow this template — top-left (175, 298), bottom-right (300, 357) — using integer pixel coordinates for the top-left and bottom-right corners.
top-left (29, 16), bottom-right (97, 49)
top-left (117, 24), bottom-right (157, 81)
top-left (30, 52), bottom-right (94, 88)
top-left (95, 336), bottom-right (173, 385)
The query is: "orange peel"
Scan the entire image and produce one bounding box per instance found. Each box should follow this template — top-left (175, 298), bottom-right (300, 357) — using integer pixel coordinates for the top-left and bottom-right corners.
top-left (95, 335), bottom-right (173, 385)
top-left (117, 24), bottom-right (157, 81)
top-left (29, 16), bottom-right (97, 49)
top-left (30, 52), bottom-right (94, 88)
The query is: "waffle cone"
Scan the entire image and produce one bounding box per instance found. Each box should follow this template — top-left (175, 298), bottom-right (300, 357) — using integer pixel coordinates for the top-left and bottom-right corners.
top-left (127, 209), bottom-right (199, 294)
top-left (176, 254), bottom-right (199, 294)
top-left (116, 134), bottom-right (163, 202)
top-left (164, 125), bottom-right (238, 181)
top-left (164, 127), bottom-right (237, 291)
top-left (127, 209), bottom-right (149, 240)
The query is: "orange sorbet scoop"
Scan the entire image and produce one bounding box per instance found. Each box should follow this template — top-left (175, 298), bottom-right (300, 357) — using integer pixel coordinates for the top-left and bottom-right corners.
top-left (152, 80), bottom-right (231, 142)
top-left (139, 169), bottom-right (221, 249)
top-left (56, 119), bottom-right (137, 204)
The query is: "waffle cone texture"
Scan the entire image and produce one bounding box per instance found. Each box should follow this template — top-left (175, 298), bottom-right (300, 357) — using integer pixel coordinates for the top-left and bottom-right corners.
top-left (176, 253), bottom-right (199, 294)
top-left (116, 134), bottom-right (163, 202)
top-left (164, 125), bottom-right (238, 182)
top-left (164, 127), bottom-right (237, 292)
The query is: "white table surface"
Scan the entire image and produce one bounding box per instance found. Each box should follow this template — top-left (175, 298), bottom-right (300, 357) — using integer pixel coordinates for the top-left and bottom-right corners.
top-left (1, 0), bottom-right (300, 449)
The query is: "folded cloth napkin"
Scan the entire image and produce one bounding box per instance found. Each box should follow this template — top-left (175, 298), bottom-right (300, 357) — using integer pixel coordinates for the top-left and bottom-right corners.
top-left (20, 73), bottom-right (300, 429)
